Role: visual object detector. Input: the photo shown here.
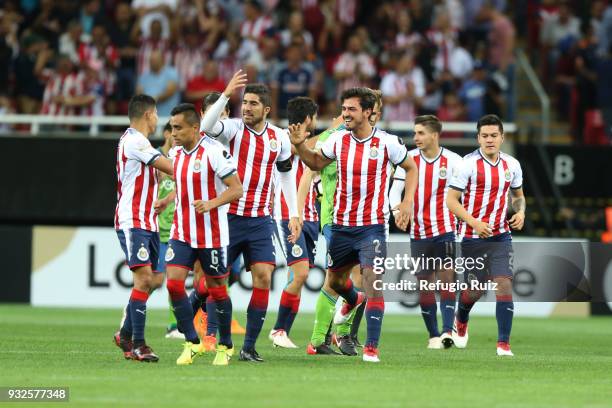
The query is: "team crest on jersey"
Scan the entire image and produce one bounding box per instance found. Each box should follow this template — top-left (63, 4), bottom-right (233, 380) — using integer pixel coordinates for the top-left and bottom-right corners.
top-left (327, 253), bottom-right (333, 267)
top-left (504, 169), bottom-right (511, 181)
top-left (165, 246), bottom-right (175, 262)
top-left (369, 146), bottom-right (378, 159)
top-left (193, 159), bottom-right (202, 173)
top-left (137, 246), bottom-right (149, 261)
top-left (291, 244), bottom-right (303, 258)
top-left (269, 138), bottom-right (278, 151)
top-left (439, 166), bottom-right (447, 179)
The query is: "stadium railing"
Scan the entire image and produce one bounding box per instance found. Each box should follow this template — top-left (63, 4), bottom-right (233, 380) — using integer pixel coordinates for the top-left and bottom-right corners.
top-left (0, 114), bottom-right (516, 139)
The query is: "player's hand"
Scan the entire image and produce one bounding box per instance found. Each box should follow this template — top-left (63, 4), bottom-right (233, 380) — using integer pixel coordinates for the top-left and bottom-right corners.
top-left (473, 220), bottom-right (493, 238)
top-left (394, 200), bottom-right (412, 231)
top-left (193, 200), bottom-right (212, 213)
top-left (509, 211), bottom-right (525, 230)
top-left (287, 216), bottom-right (302, 244)
top-left (288, 122), bottom-right (309, 146)
top-left (153, 198), bottom-right (169, 214)
top-left (223, 70), bottom-right (248, 98)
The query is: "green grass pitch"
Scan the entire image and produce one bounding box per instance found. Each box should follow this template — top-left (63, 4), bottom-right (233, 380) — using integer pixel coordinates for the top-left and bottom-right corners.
top-left (0, 305), bottom-right (611, 408)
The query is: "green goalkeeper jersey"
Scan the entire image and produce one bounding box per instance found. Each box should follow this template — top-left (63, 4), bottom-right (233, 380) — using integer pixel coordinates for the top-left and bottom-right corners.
top-left (157, 147), bottom-right (175, 243)
top-left (316, 124), bottom-right (345, 229)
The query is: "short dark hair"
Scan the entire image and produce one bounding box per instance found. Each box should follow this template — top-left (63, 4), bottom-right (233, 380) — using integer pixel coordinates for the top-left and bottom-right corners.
top-left (340, 87), bottom-right (376, 112)
top-left (414, 115), bottom-right (442, 134)
top-left (163, 121), bottom-right (171, 132)
top-left (477, 114), bottom-right (504, 134)
top-left (244, 83), bottom-right (271, 107)
top-left (170, 103), bottom-right (200, 126)
top-left (128, 94), bottom-right (156, 121)
top-left (287, 97), bottom-right (318, 125)
top-left (202, 92), bottom-right (230, 114)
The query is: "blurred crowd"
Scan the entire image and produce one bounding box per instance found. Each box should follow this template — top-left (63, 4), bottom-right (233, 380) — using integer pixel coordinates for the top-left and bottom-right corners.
top-left (8, 0), bottom-right (605, 138)
top-left (527, 0), bottom-right (612, 143)
top-left (0, 0), bottom-right (521, 131)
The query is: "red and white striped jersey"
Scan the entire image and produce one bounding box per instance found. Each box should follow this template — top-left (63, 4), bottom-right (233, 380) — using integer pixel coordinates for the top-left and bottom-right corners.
top-left (394, 147), bottom-right (461, 239)
top-left (240, 15), bottom-right (273, 39)
top-left (202, 118), bottom-right (292, 217)
top-left (115, 128), bottom-right (161, 232)
top-left (449, 149), bottom-right (523, 239)
top-left (273, 156), bottom-right (319, 222)
top-left (321, 128), bottom-right (408, 226)
top-left (169, 137), bottom-right (236, 248)
top-left (173, 43), bottom-right (208, 90)
top-left (41, 70), bottom-right (107, 116)
top-left (137, 38), bottom-right (173, 76)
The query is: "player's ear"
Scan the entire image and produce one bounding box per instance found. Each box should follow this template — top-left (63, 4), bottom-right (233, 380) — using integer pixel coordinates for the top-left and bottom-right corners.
top-left (264, 106), bottom-right (271, 116)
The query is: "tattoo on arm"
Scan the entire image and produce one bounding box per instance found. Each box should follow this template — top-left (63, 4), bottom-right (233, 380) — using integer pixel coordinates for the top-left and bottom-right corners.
top-left (512, 197), bottom-right (526, 213)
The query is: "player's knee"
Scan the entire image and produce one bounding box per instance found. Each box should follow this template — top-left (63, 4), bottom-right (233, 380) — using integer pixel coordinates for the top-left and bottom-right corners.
top-left (150, 273), bottom-right (164, 290)
top-left (494, 276), bottom-right (513, 295)
top-left (208, 285), bottom-right (229, 301)
top-left (166, 279), bottom-right (186, 301)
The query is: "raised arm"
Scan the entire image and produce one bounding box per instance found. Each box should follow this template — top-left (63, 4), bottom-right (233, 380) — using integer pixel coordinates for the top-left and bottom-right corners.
top-left (288, 122), bottom-right (333, 171)
top-left (200, 70), bottom-right (247, 139)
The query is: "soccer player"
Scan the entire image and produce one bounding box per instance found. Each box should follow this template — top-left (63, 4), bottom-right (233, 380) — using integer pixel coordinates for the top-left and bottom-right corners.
top-left (303, 90), bottom-right (384, 356)
top-left (113, 94), bottom-right (173, 362)
top-left (162, 103), bottom-right (243, 366)
top-left (389, 115), bottom-right (462, 349)
top-left (200, 70), bottom-right (301, 362)
top-left (152, 121), bottom-right (183, 339)
top-left (269, 96), bottom-right (320, 349)
top-left (289, 87), bottom-right (418, 363)
top-left (446, 114), bottom-right (525, 357)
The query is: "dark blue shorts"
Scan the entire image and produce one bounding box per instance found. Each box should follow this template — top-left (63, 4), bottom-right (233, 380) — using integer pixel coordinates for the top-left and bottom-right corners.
top-left (227, 214), bottom-right (276, 269)
top-left (165, 239), bottom-right (228, 278)
top-left (116, 228), bottom-right (160, 272)
top-left (461, 232), bottom-right (513, 281)
top-left (410, 232), bottom-right (456, 275)
top-left (276, 219), bottom-right (319, 267)
top-left (328, 224), bottom-right (386, 272)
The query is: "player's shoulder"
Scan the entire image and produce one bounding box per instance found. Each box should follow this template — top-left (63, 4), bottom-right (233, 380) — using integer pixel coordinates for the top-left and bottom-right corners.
top-left (123, 128), bottom-right (150, 149)
top-left (375, 128), bottom-right (404, 146)
top-left (500, 151), bottom-right (521, 168)
top-left (267, 122), bottom-right (288, 136)
top-left (408, 147), bottom-right (420, 158)
top-left (462, 149), bottom-right (481, 162)
top-left (441, 147), bottom-right (463, 162)
top-left (168, 145), bottom-right (181, 159)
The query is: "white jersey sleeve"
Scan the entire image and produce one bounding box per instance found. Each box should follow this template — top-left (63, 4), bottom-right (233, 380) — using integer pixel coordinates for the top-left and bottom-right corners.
top-left (393, 164), bottom-right (406, 180)
top-left (509, 157), bottom-right (523, 189)
top-left (386, 134), bottom-right (409, 165)
top-left (202, 118), bottom-right (243, 146)
top-left (124, 134), bottom-right (160, 165)
top-left (278, 128), bottom-right (292, 162)
top-left (320, 130), bottom-right (342, 160)
top-left (449, 157), bottom-right (471, 191)
top-left (206, 139), bottom-right (237, 179)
